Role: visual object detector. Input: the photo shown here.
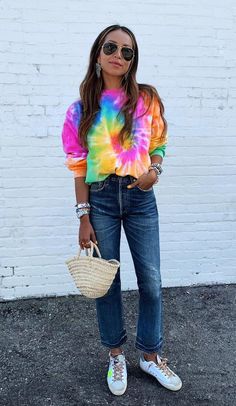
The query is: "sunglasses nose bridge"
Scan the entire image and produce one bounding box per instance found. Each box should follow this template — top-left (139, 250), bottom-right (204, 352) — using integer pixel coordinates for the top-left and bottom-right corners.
top-left (114, 45), bottom-right (122, 58)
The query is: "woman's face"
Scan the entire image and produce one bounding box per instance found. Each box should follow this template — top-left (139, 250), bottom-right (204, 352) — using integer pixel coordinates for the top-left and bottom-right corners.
top-left (97, 29), bottom-right (134, 79)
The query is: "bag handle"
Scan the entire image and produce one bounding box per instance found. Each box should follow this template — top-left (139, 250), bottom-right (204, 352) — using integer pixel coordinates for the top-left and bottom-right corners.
top-left (87, 241), bottom-right (102, 258)
top-left (78, 240), bottom-right (102, 258)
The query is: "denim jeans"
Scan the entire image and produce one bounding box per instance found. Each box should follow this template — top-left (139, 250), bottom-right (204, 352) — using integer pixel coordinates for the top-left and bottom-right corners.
top-left (89, 174), bottom-right (163, 354)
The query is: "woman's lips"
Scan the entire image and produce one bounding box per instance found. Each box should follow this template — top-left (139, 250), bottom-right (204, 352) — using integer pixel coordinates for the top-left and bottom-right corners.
top-left (109, 62), bottom-right (122, 67)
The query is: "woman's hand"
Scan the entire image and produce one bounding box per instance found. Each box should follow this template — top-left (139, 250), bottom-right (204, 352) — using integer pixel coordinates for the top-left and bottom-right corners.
top-left (78, 215), bottom-right (97, 250)
top-left (127, 170), bottom-right (158, 190)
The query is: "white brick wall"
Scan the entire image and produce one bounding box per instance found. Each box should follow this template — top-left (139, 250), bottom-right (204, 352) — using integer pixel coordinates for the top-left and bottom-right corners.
top-left (1, 0), bottom-right (235, 300)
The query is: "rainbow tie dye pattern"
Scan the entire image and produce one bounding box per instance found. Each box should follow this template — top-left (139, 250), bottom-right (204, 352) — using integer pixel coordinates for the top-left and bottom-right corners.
top-left (61, 88), bottom-right (167, 184)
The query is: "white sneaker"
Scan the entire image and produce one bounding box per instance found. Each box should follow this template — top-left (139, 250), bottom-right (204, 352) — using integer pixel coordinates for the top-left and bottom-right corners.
top-left (107, 351), bottom-right (127, 396)
top-left (139, 352), bottom-right (182, 391)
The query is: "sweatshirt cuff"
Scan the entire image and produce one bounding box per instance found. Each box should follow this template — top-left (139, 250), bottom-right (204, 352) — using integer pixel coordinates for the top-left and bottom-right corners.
top-left (64, 157), bottom-right (87, 177)
top-left (149, 149), bottom-right (165, 158)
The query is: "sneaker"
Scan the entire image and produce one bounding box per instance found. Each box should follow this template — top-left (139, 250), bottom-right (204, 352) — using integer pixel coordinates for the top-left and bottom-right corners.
top-left (107, 351), bottom-right (127, 396)
top-left (139, 352), bottom-right (182, 391)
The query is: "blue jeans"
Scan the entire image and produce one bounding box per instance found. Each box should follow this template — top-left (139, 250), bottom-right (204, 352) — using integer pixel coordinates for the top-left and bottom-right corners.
top-left (89, 174), bottom-right (163, 354)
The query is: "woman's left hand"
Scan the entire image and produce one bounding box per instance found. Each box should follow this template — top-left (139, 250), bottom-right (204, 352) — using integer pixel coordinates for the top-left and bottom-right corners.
top-left (127, 170), bottom-right (158, 190)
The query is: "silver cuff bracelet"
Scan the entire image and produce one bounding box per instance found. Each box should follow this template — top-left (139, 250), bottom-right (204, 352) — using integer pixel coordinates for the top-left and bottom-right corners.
top-left (75, 202), bottom-right (91, 209)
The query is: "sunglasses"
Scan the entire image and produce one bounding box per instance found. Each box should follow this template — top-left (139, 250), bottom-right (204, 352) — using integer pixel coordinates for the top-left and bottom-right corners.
top-left (102, 42), bottom-right (135, 61)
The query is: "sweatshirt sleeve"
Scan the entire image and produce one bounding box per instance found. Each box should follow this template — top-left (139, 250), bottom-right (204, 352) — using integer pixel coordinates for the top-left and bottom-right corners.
top-left (149, 96), bottom-right (168, 159)
top-left (61, 101), bottom-right (88, 178)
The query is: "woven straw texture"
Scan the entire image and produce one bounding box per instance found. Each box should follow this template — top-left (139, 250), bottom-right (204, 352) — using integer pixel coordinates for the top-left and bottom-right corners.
top-left (65, 241), bottom-right (120, 299)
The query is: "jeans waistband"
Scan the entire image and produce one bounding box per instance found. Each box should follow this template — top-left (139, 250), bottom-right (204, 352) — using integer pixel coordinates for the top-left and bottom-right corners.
top-left (107, 174), bottom-right (136, 183)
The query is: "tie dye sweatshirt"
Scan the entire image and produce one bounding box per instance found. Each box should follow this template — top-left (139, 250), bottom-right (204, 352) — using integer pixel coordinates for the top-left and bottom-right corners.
top-left (61, 87), bottom-right (167, 184)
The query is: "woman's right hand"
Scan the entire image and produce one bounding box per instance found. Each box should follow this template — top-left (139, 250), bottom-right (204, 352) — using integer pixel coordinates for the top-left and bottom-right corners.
top-left (78, 215), bottom-right (97, 249)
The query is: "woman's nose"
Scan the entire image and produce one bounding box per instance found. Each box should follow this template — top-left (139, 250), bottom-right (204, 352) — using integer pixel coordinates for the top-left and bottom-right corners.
top-left (114, 47), bottom-right (122, 58)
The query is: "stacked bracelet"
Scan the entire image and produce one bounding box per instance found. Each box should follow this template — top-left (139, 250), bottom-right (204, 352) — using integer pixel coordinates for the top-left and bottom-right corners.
top-left (75, 203), bottom-right (91, 209)
top-left (149, 163), bottom-right (163, 175)
top-left (75, 202), bottom-right (91, 219)
top-left (148, 163), bottom-right (163, 184)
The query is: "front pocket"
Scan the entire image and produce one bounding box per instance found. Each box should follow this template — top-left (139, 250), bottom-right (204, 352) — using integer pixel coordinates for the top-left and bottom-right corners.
top-left (136, 185), bottom-right (153, 192)
top-left (90, 180), bottom-right (107, 192)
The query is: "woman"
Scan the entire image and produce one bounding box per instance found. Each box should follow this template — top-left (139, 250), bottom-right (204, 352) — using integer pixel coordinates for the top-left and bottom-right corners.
top-left (61, 24), bottom-right (182, 396)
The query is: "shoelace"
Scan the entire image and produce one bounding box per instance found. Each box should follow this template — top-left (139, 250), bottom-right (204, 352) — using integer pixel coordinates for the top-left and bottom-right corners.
top-left (111, 356), bottom-right (125, 382)
top-left (154, 357), bottom-right (175, 377)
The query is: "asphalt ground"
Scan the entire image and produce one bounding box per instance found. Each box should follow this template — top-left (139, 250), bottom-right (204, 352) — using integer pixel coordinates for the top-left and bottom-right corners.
top-left (0, 284), bottom-right (235, 406)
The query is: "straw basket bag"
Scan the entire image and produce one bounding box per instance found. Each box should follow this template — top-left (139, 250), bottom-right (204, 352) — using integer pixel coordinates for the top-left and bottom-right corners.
top-left (65, 241), bottom-right (120, 299)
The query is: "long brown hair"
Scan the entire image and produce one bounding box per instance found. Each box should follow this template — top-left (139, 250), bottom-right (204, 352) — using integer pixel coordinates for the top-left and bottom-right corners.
top-left (79, 24), bottom-right (167, 147)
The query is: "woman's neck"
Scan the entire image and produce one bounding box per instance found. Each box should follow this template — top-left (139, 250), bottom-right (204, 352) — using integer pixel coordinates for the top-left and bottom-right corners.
top-left (103, 75), bottom-right (122, 90)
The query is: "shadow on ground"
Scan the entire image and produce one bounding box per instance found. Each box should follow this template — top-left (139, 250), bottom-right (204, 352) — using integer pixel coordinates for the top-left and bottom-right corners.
top-left (0, 284), bottom-right (235, 406)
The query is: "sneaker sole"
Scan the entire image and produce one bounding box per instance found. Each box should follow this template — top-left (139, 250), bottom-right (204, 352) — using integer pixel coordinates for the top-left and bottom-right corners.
top-left (139, 364), bottom-right (182, 391)
top-left (107, 381), bottom-right (127, 396)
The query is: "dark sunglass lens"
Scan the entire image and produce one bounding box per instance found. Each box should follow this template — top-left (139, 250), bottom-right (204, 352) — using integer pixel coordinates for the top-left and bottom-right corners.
top-left (122, 47), bottom-right (134, 61)
top-left (103, 42), bottom-right (117, 55)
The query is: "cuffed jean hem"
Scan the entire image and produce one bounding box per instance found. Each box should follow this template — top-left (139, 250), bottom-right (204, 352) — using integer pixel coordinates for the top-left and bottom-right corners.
top-left (100, 333), bottom-right (128, 349)
top-left (135, 338), bottom-right (163, 355)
